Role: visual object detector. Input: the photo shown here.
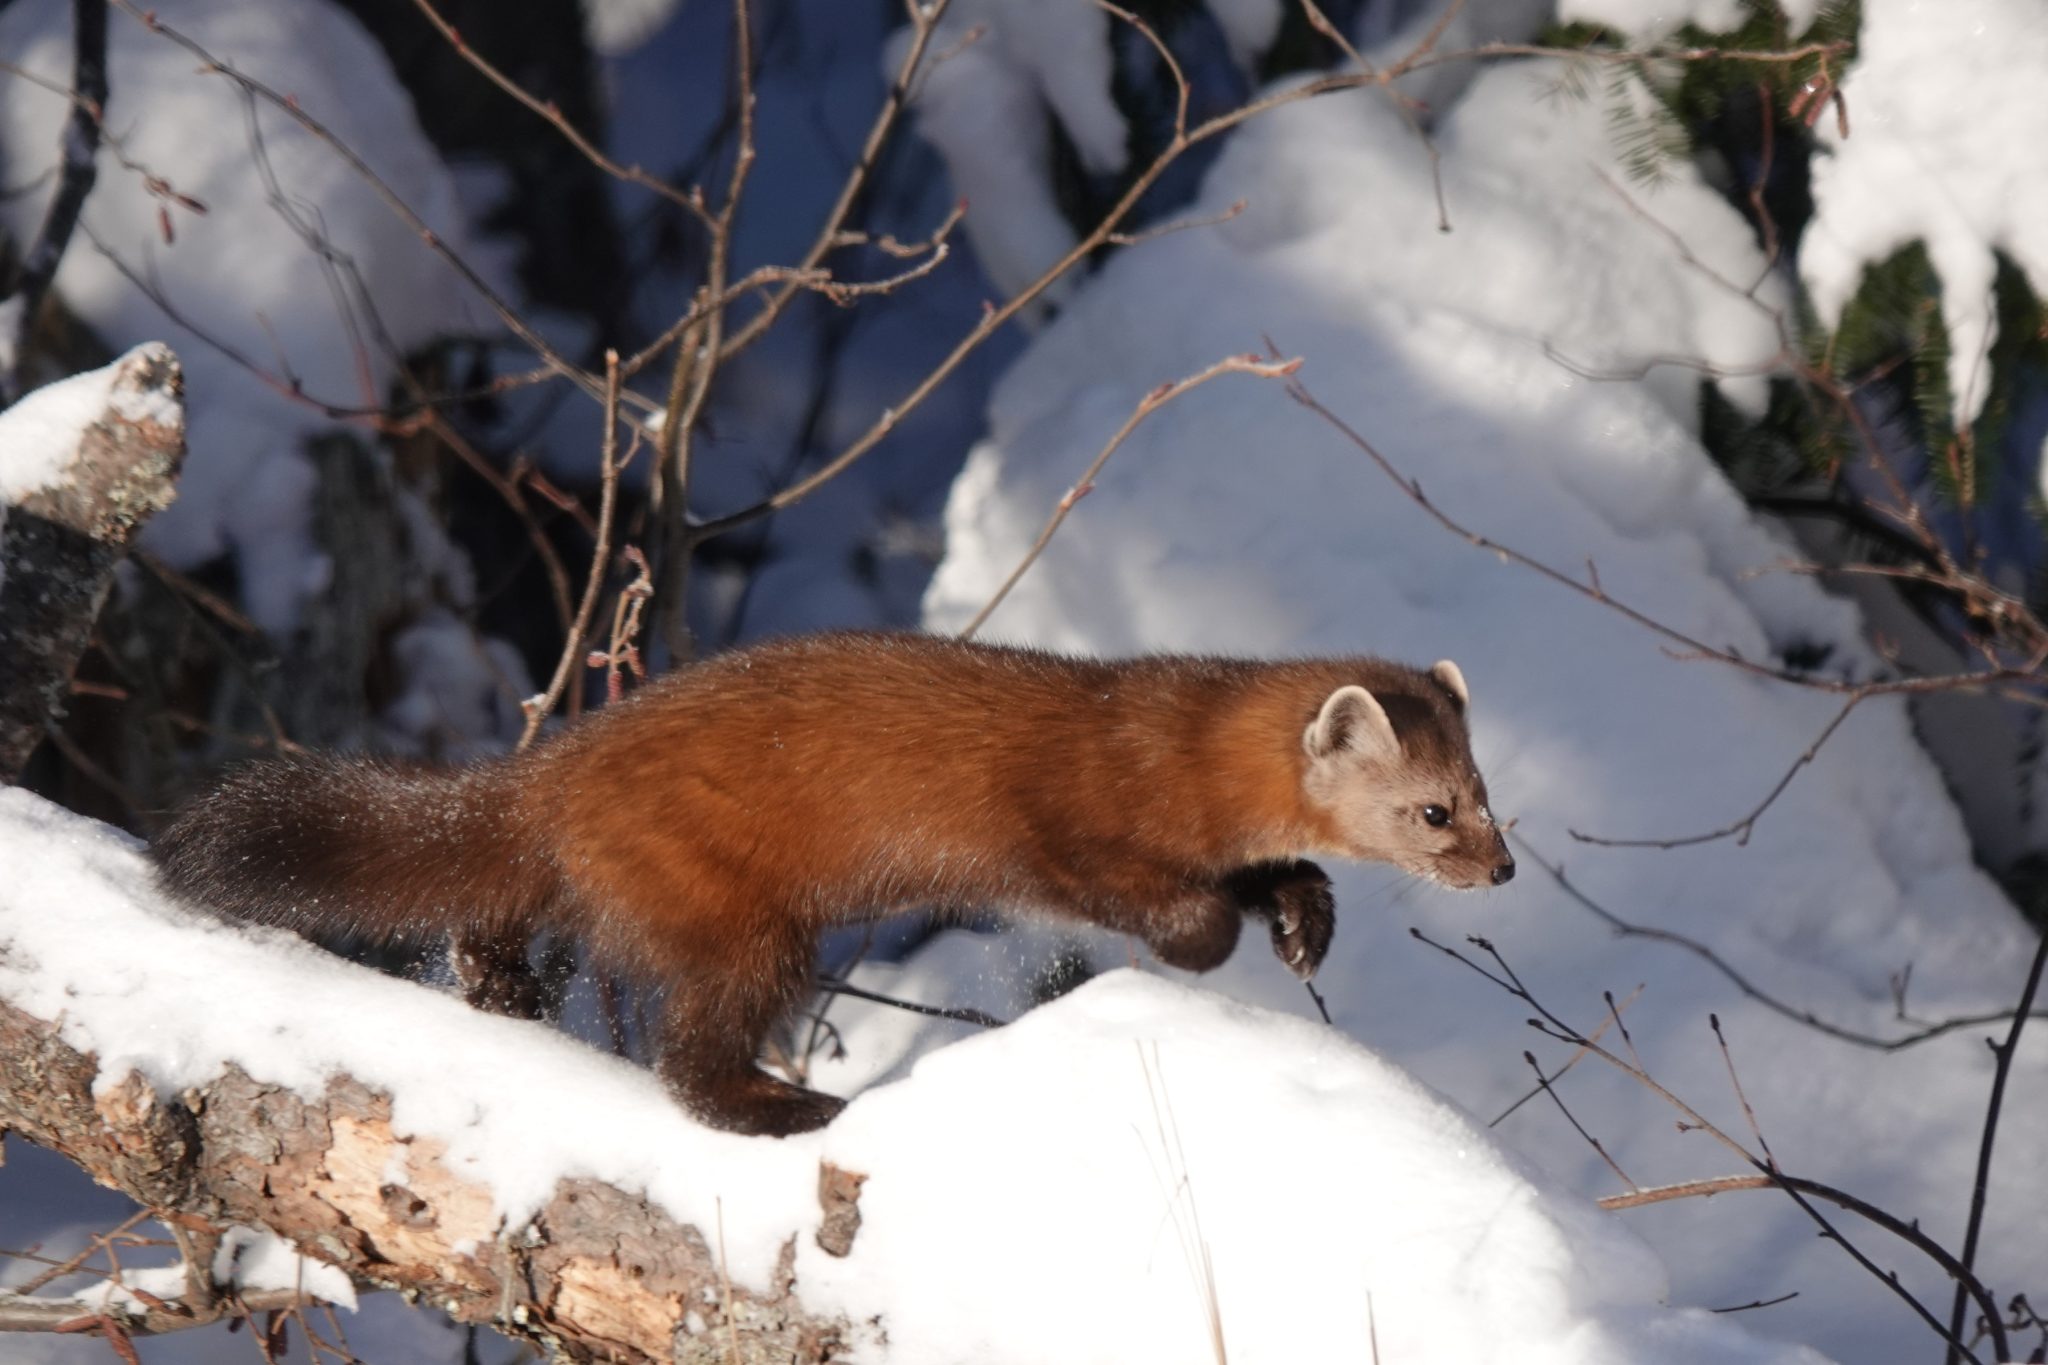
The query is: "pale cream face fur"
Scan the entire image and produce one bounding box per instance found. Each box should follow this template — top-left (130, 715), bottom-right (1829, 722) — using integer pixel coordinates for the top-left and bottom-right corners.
top-left (1299, 670), bottom-right (1509, 890)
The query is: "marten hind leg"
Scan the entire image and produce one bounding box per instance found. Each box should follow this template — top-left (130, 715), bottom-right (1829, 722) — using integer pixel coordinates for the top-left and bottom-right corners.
top-left (652, 925), bottom-right (844, 1137)
top-left (452, 922), bottom-right (549, 1021)
top-left (1221, 860), bottom-right (1335, 980)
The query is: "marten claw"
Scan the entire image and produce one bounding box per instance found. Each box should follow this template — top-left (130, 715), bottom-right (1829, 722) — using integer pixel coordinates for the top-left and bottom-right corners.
top-left (1265, 870), bottom-right (1335, 980)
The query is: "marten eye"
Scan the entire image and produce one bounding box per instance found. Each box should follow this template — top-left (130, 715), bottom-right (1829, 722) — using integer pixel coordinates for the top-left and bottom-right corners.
top-left (1422, 804), bottom-right (1451, 828)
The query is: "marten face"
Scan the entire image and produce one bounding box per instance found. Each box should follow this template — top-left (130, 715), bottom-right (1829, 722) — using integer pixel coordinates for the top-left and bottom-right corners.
top-left (1300, 662), bottom-right (1515, 890)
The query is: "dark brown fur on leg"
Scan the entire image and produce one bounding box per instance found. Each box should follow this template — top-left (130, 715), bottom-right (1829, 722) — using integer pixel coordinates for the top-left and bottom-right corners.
top-left (1223, 860), bottom-right (1335, 979)
top-left (1061, 865), bottom-right (1247, 974)
top-left (652, 931), bottom-right (845, 1137)
top-left (451, 924), bottom-right (549, 1021)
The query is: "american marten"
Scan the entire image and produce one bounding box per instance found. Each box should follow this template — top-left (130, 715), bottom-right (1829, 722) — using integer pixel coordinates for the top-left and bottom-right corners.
top-left (152, 632), bottom-right (1513, 1136)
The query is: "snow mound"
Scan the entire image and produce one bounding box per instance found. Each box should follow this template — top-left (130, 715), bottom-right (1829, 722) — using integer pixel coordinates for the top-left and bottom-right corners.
top-left (805, 970), bottom-right (1835, 1365)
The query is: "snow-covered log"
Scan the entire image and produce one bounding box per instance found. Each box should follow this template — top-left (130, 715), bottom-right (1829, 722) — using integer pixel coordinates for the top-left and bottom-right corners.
top-left (0, 992), bottom-right (854, 1361)
top-left (0, 343), bottom-right (183, 781)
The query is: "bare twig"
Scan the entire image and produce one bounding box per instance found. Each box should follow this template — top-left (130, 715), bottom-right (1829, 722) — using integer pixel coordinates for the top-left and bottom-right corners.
top-left (1709, 1013), bottom-right (1778, 1172)
top-left (1513, 834), bottom-right (2048, 1049)
top-left (814, 976), bottom-right (1006, 1030)
top-left (1, 0), bottom-right (107, 404)
top-left (108, 0), bottom-right (616, 412)
top-left (1944, 925), bottom-right (2048, 1365)
top-left (519, 350), bottom-right (624, 749)
top-left (715, 0), bottom-right (955, 362)
top-left (1413, 928), bottom-right (2008, 1364)
top-left (957, 352), bottom-right (1301, 639)
top-left (648, 0), bottom-right (764, 661)
top-left (1522, 1049), bottom-right (1637, 1191)
top-left (1286, 374), bottom-right (2033, 705)
top-left (407, 0), bottom-right (704, 219)
top-left (0, 1286), bottom-right (339, 1340)
top-left (1489, 983), bottom-right (1643, 1126)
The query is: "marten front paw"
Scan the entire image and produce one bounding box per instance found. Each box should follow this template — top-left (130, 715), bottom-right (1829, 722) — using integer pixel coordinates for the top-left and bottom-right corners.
top-left (1265, 868), bottom-right (1334, 980)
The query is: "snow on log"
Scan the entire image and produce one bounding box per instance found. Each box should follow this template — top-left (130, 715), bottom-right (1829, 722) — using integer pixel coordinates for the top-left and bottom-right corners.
top-left (0, 343), bottom-right (184, 781)
top-left (0, 992), bottom-right (854, 1361)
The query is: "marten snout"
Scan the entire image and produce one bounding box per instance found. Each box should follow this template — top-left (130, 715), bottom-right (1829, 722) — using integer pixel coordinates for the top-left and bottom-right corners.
top-left (1492, 858), bottom-right (1516, 885)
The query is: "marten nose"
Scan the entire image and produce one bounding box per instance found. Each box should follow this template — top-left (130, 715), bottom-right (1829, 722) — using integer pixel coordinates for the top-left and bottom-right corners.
top-left (1491, 860), bottom-right (1516, 886)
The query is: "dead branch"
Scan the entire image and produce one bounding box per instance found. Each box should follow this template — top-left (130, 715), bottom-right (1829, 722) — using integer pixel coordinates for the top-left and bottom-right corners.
top-left (957, 352), bottom-right (1302, 639)
top-left (1945, 923), bottom-right (2048, 1365)
top-left (715, 0), bottom-right (956, 363)
top-left (649, 0), bottom-right (760, 661)
top-left (407, 0), bottom-right (704, 221)
top-left (1596, 1171), bottom-right (1987, 1292)
top-left (107, 0), bottom-right (621, 416)
top-left (1569, 694), bottom-right (1868, 848)
top-left (0, 1284), bottom-right (326, 1341)
top-left (680, 23), bottom-right (1854, 553)
top-left (1512, 835), bottom-right (2048, 1049)
top-left (0, 0), bottom-right (106, 405)
top-left (0, 993), bottom-right (856, 1363)
top-left (0, 345), bottom-right (184, 782)
top-left (1412, 928), bottom-right (2010, 1364)
top-left (520, 350), bottom-right (625, 749)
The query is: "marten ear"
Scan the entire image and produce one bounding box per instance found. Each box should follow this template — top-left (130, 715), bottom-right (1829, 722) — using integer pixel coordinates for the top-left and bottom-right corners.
top-left (1428, 660), bottom-right (1469, 715)
top-left (1305, 685), bottom-right (1398, 761)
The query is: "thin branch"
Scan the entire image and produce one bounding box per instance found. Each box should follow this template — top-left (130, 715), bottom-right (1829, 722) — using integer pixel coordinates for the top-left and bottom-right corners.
top-left (1596, 1172), bottom-right (1996, 1325)
top-left (519, 350), bottom-right (623, 749)
top-left (406, 0), bottom-right (704, 219)
top-left (1512, 834), bottom-right (2048, 1051)
top-left (1944, 925), bottom-right (2048, 1365)
top-left (814, 976), bottom-right (1006, 1030)
top-left (649, 0), bottom-right (762, 661)
top-left (0, 1286), bottom-right (340, 1339)
top-left (1709, 1013), bottom-right (1778, 1173)
top-left (1415, 930), bottom-right (2007, 1364)
top-left (716, 0), bottom-right (954, 362)
top-left (956, 352), bottom-right (1301, 639)
top-left (1285, 372), bottom-right (2032, 705)
top-left (1522, 1049), bottom-right (1637, 1191)
top-left (1570, 694), bottom-right (1866, 849)
top-left (107, 0), bottom-right (613, 411)
top-left (1489, 983), bottom-right (1643, 1126)
top-left (1, 0), bottom-right (107, 404)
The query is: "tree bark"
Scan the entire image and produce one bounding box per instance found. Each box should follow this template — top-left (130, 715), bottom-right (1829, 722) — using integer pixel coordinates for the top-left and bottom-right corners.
top-left (0, 994), bottom-right (862, 1362)
top-left (0, 343), bottom-right (185, 783)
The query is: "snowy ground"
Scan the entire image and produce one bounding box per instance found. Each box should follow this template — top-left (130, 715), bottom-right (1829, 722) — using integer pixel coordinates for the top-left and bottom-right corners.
top-left (2, 0), bottom-right (2045, 1363)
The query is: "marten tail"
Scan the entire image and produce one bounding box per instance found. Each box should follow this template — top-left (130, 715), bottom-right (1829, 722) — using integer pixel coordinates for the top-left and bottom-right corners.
top-left (151, 751), bottom-right (559, 945)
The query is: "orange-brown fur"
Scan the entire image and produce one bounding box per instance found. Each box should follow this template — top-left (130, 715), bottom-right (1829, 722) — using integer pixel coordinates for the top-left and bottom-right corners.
top-left (152, 631), bottom-right (1511, 1135)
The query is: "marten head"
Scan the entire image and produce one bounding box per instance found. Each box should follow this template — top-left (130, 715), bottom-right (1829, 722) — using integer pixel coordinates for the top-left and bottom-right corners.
top-left (1300, 661), bottom-right (1514, 890)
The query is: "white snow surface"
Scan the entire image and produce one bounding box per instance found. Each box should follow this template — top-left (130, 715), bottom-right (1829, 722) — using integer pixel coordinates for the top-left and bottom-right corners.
top-left (1206, 0), bottom-right (1284, 74)
top-left (1560, 0), bottom-right (1827, 37)
top-left (0, 355), bottom-right (115, 503)
top-left (918, 58), bottom-right (2045, 1365)
top-left (0, 0), bottom-right (503, 632)
top-left (579, 0), bottom-right (683, 56)
top-left (0, 788), bottom-right (1828, 1365)
top-left (1803, 0), bottom-right (2048, 424)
